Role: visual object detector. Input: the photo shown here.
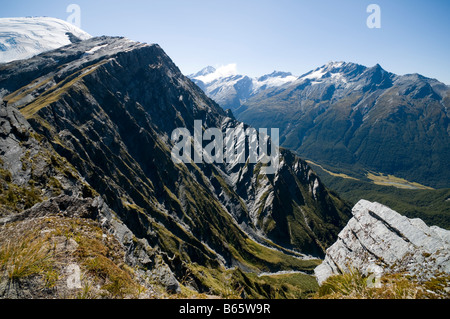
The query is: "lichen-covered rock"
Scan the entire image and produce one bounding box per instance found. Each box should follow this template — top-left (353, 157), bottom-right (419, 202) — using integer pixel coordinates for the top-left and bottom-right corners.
top-left (314, 199), bottom-right (450, 285)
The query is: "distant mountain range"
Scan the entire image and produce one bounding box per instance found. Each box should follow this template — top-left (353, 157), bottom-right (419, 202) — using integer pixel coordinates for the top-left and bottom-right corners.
top-left (189, 65), bottom-right (297, 111)
top-left (191, 62), bottom-right (450, 189)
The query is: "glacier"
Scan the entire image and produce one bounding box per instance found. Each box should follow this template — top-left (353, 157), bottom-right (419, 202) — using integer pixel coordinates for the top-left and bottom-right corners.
top-left (0, 17), bottom-right (92, 63)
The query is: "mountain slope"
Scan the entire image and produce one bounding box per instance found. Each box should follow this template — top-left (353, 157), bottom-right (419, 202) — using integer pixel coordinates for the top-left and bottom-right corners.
top-left (227, 62), bottom-right (450, 188)
top-left (0, 36), bottom-right (351, 297)
top-left (0, 91), bottom-right (180, 298)
top-left (0, 17), bottom-right (92, 64)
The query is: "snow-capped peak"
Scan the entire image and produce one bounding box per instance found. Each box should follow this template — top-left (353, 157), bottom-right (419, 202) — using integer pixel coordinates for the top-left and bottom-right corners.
top-left (298, 61), bottom-right (364, 84)
top-left (325, 61), bottom-right (345, 69)
top-left (192, 63), bottom-right (238, 84)
top-left (252, 71), bottom-right (298, 92)
top-left (0, 17), bottom-right (92, 63)
top-left (191, 66), bottom-right (216, 78)
top-left (257, 71), bottom-right (293, 82)
top-left (189, 65), bottom-right (298, 110)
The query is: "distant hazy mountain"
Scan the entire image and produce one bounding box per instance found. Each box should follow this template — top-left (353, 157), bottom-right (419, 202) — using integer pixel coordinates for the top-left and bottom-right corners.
top-left (193, 62), bottom-right (450, 188)
top-left (0, 17), bottom-right (92, 63)
top-left (189, 65), bottom-right (297, 111)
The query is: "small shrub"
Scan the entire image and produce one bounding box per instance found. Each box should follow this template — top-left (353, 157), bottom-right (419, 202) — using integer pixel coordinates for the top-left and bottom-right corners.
top-left (317, 268), bottom-right (369, 298)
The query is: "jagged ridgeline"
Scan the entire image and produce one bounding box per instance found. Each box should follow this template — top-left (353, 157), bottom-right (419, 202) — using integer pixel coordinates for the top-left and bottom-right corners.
top-left (0, 36), bottom-right (350, 298)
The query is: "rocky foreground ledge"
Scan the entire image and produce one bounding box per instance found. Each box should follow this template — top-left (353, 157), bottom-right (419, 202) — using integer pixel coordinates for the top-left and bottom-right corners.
top-left (315, 199), bottom-right (450, 285)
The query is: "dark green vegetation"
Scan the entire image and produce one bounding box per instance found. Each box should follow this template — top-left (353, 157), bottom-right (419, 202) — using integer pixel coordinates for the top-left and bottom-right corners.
top-left (0, 37), bottom-right (352, 298)
top-left (233, 62), bottom-right (450, 189)
top-left (310, 163), bottom-right (450, 230)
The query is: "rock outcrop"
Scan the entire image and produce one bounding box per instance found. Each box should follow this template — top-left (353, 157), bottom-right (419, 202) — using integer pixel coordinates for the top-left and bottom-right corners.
top-left (314, 199), bottom-right (450, 285)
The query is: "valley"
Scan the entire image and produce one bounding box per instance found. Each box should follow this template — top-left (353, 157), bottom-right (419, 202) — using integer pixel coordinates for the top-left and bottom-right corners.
top-left (310, 164), bottom-right (450, 230)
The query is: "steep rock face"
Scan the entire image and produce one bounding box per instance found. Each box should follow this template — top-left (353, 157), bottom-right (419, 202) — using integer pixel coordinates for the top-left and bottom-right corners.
top-left (0, 35), bottom-right (351, 289)
top-left (0, 96), bottom-right (180, 297)
top-left (314, 199), bottom-right (450, 285)
top-left (230, 147), bottom-right (351, 257)
top-left (0, 102), bottom-right (88, 216)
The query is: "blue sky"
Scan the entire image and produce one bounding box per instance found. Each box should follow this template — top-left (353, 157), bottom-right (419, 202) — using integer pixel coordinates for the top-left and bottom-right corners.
top-left (1, 0), bottom-right (449, 83)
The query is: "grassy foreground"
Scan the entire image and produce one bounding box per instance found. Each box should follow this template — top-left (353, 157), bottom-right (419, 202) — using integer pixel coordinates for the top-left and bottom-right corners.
top-left (314, 269), bottom-right (450, 299)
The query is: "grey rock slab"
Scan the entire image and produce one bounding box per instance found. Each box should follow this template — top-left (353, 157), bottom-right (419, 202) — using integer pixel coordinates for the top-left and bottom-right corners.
top-left (315, 199), bottom-right (450, 285)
